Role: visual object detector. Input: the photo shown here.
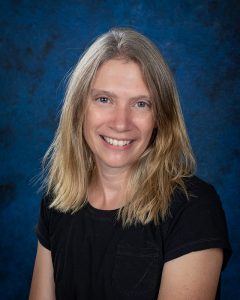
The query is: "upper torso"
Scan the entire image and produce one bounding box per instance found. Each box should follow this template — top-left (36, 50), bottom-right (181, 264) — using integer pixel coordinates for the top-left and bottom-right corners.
top-left (36, 176), bottom-right (231, 300)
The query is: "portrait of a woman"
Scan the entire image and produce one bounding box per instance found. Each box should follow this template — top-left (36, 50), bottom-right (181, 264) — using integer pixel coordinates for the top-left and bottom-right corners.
top-left (29, 28), bottom-right (231, 300)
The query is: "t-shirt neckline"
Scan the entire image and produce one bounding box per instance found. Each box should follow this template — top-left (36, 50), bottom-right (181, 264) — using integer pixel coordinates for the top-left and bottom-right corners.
top-left (85, 201), bottom-right (119, 218)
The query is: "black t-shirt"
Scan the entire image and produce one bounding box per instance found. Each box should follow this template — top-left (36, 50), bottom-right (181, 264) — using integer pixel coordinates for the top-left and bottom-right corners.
top-left (36, 176), bottom-right (231, 300)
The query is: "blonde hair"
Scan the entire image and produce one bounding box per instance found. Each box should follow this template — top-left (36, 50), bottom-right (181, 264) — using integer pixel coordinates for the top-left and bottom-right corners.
top-left (42, 28), bottom-right (196, 226)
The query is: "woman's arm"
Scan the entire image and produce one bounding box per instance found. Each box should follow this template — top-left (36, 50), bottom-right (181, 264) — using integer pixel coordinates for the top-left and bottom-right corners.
top-left (29, 241), bottom-right (55, 300)
top-left (158, 248), bottom-right (223, 300)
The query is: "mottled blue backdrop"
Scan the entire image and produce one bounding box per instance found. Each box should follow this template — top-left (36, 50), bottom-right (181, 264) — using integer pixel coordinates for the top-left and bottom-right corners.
top-left (0, 0), bottom-right (239, 299)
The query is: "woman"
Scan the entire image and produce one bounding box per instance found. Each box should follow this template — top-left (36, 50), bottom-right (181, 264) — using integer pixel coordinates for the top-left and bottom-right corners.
top-left (29, 28), bottom-right (231, 300)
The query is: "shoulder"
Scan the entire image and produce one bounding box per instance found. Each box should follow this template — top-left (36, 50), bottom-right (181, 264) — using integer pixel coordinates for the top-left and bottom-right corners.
top-left (40, 192), bottom-right (56, 217)
top-left (39, 192), bottom-right (53, 216)
top-left (38, 192), bottom-right (65, 226)
top-left (169, 175), bottom-right (222, 216)
top-left (165, 175), bottom-right (227, 233)
top-left (161, 175), bottom-right (231, 268)
top-left (39, 191), bottom-right (88, 224)
top-left (184, 175), bottom-right (218, 198)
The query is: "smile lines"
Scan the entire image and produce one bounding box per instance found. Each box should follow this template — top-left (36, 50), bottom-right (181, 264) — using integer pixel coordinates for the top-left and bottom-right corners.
top-left (101, 136), bottom-right (133, 146)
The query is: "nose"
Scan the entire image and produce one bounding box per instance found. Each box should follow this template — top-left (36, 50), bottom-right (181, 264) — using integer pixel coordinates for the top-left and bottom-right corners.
top-left (109, 105), bottom-right (131, 132)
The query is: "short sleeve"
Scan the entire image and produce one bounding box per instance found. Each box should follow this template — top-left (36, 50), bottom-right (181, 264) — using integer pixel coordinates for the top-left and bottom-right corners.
top-left (162, 180), bottom-right (232, 270)
top-left (35, 194), bottom-right (52, 250)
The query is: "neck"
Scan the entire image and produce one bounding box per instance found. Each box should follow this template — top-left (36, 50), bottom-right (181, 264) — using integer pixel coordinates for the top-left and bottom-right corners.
top-left (88, 164), bottom-right (130, 210)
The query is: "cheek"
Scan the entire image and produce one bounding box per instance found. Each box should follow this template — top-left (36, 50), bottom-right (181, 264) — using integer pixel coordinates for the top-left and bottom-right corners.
top-left (83, 108), bottom-right (94, 131)
top-left (141, 117), bottom-right (155, 137)
top-left (84, 107), bottom-right (101, 129)
top-left (83, 111), bottom-right (101, 150)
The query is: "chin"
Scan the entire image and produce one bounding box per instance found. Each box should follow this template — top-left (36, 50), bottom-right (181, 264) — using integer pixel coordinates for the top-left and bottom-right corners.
top-left (99, 158), bottom-right (134, 170)
top-left (106, 162), bottom-right (131, 169)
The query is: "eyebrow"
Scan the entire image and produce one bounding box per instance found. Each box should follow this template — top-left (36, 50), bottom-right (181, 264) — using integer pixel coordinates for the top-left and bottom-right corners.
top-left (90, 89), bottom-right (151, 101)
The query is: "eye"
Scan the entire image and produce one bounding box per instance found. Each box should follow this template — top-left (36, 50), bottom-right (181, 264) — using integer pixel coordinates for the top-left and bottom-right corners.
top-left (96, 96), bottom-right (110, 104)
top-left (135, 100), bottom-right (151, 109)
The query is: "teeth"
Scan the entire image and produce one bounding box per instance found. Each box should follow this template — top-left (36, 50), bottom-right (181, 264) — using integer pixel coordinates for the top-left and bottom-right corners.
top-left (103, 136), bottom-right (131, 146)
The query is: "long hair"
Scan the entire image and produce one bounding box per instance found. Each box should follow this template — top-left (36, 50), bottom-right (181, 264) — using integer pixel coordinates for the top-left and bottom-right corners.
top-left (42, 28), bottom-right (196, 226)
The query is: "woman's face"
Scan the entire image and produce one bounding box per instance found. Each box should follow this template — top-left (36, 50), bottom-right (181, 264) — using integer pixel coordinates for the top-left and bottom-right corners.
top-left (83, 58), bottom-right (156, 172)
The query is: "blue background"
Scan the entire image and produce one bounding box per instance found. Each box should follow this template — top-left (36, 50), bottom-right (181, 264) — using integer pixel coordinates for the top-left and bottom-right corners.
top-left (0, 0), bottom-right (239, 298)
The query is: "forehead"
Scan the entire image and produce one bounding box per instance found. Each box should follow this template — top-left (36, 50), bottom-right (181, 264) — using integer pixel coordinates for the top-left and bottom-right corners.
top-left (91, 59), bottom-right (150, 95)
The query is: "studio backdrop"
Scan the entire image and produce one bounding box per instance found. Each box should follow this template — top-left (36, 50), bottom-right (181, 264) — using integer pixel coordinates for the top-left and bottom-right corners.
top-left (0, 1), bottom-right (239, 299)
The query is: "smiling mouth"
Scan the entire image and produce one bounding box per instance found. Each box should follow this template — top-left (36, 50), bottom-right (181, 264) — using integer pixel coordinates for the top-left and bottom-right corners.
top-left (100, 135), bottom-right (133, 146)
